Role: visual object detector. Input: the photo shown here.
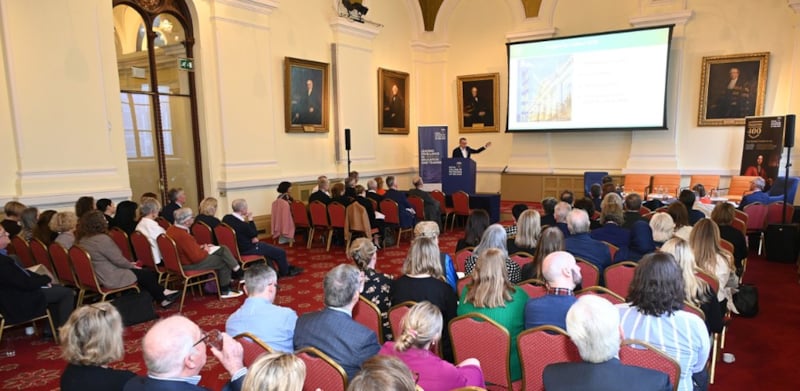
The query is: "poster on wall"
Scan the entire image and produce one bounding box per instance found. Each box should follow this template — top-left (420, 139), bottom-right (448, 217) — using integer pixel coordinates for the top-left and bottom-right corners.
top-left (740, 116), bottom-right (784, 189)
top-left (418, 126), bottom-right (448, 189)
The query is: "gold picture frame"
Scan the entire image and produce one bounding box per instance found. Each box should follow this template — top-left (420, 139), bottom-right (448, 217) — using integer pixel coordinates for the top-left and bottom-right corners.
top-left (457, 73), bottom-right (500, 132)
top-left (698, 52), bottom-right (769, 127)
top-left (284, 57), bottom-right (329, 133)
top-left (378, 68), bottom-right (409, 134)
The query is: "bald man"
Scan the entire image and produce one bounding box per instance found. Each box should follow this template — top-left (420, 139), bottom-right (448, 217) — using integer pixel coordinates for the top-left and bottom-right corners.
top-left (524, 251), bottom-right (582, 330)
top-left (124, 316), bottom-right (246, 391)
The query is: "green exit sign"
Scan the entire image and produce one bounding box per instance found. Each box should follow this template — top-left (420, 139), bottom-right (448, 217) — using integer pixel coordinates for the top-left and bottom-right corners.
top-left (178, 57), bottom-right (194, 71)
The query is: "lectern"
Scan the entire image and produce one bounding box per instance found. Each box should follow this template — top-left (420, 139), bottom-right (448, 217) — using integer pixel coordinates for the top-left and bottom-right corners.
top-left (442, 158), bottom-right (476, 195)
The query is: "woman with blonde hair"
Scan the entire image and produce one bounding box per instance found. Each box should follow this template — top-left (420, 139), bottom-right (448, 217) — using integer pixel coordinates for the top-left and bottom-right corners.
top-left (196, 197), bottom-right (221, 230)
top-left (458, 248), bottom-right (528, 382)
top-left (391, 237), bottom-right (457, 360)
top-left (60, 302), bottom-right (135, 391)
top-left (710, 202), bottom-right (747, 275)
top-left (348, 355), bottom-right (416, 391)
top-left (660, 238), bottom-right (723, 333)
top-left (379, 301), bottom-right (484, 390)
top-left (507, 209), bottom-right (540, 255)
top-left (689, 219), bottom-right (736, 310)
top-left (50, 211), bottom-right (79, 249)
top-left (242, 352), bottom-right (306, 391)
top-left (349, 237), bottom-right (393, 340)
top-left (649, 212), bottom-right (675, 248)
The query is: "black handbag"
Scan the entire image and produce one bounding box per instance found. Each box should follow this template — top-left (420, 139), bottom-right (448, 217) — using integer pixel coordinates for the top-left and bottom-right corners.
top-left (111, 291), bottom-right (159, 326)
top-left (733, 284), bottom-right (759, 318)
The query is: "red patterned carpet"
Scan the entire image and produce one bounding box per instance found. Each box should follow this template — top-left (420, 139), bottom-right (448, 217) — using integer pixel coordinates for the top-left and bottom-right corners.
top-left (0, 203), bottom-right (796, 390)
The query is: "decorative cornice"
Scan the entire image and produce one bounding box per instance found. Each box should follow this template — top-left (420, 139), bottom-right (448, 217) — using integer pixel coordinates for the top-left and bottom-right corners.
top-left (790, 0), bottom-right (800, 13)
top-left (215, 0), bottom-right (279, 15)
top-left (410, 41), bottom-right (451, 53)
top-left (505, 27), bottom-right (557, 43)
top-left (330, 17), bottom-right (381, 40)
top-left (630, 10), bottom-right (693, 27)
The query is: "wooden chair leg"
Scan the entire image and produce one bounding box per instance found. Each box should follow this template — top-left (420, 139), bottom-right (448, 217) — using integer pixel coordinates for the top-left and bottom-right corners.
top-left (710, 332), bottom-right (719, 384)
top-left (306, 227), bottom-right (315, 249)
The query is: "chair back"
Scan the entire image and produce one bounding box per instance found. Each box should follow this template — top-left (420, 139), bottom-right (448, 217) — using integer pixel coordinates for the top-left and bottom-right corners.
top-left (452, 191), bottom-right (470, 215)
top-left (379, 199), bottom-right (401, 226)
top-left (682, 302), bottom-right (706, 321)
top-left (575, 286), bottom-right (625, 304)
top-left (408, 196), bottom-right (425, 220)
top-left (650, 174), bottom-right (681, 197)
top-left (517, 282), bottom-right (547, 299)
top-left (603, 261), bottom-right (637, 298)
top-left (619, 339), bottom-right (681, 391)
top-left (108, 227), bottom-right (134, 261)
top-left (450, 313), bottom-right (513, 390)
top-left (68, 245), bottom-right (102, 292)
top-left (10, 236), bottom-right (36, 268)
top-left (431, 190), bottom-right (447, 208)
top-left (576, 258), bottom-right (600, 287)
top-left (352, 295), bottom-right (384, 344)
top-left (291, 200), bottom-right (311, 229)
top-left (191, 221), bottom-right (214, 245)
top-left (456, 276), bottom-right (473, 297)
top-left (766, 202), bottom-right (794, 225)
top-left (689, 175), bottom-right (721, 191)
top-left (517, 325), bottom-right (581, 391)
top-left (719, 239), bottom-right (734, 257)
top-left (639, 206), bottom-right (651, 216)
top-left (328, 202), bottom-right (346, 229)
top-left (733, 209), bottom-right (749, 226)
top-left (309, 201), bottom-right (329, 227)
top-left (695, 270), bottom-right (719, 294)
top-left (388, 301), bottom-right (415, 339)
top-left (623, 174), bottom-right (651, 195)
top-left (584, 171), bottom-right (608, 197)
top-left (155, 216), bottom-right (172, 230)
top-left (296, 346), bottom-right (348, 391)
top-left (234, 332), bottom-right (274, 367)
top-left (726, 176), bottom-right (759, 202)
top-left (29, 238), bottom-right (55, 276)
top-left (601, 241), bottom-right (619, 260)
top-left (48, 242), bottom-right (77, 285)
top-left (454, 247), bottom-right (474, 273)
top-left (214, 223), bottom-right (246, 261)
top-left (743, 203), bottom-right (768, 232)
top-left (509, 251), bottom-right (534, 268)
top-left (156, 234), bottom-right (187, 276)
top-left (731, 217), bottom-right (747, 236)
top-left (130, 231), bottom-right (161, 272)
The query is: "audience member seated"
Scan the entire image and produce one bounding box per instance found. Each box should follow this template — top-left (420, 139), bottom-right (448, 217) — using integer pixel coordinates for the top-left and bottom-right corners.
top-left (124, 315), bottom-right (247, 391)
top-left (308, 176), bottom-right (332, 205)
top-left (77, 211), bottom-right (177, 308)
top-left (272, 181), bottom-right (296, 245)
top-left (0, 226), bottom-right (74, 329)
top-left (456, 209), bottom-right (490, 252)
top-left (75, 196), bottom-right (95, 219)
top-left (649, 213), bottom-right (675, 248)
top-left (222, 199), bottom-right (301, 277)
top-left (618, 253), bottom-right (710, 391)
top-left (459, 248), bottom-right (528, 381)
top-left (553, 201), bottom-right (572, 237)
top-left (710, 203), bottom-right (748, 275)
top-left (1, 200), bottom-right (25, 238)
top-left (294, 264), bottom-right (381, 379)
top-left (60, 303), bottom-right (135, 391)
top-left (739, 177), bottom-right (770, 208)
top-left (242, 352), bottom-right (305, 391)
top-left (347, 355), bottom-right (416, 391)
top-left (573, 198), bottom-right (601, 230)
top-left (349, 238), bottom-right (393, 340)
top-left (159, 187), bottom-right (186, 224)
top-left (19, 207), bottom-right (38, 241)
top-left (660, 238), bottom-right (723, 334)
top-left (678, 189), bottom-right (705, 226)
top-left (601, 182), bottom-right (618, 199)
top-left (33, 209), bottom-right (58, 246)
top-left (464, 224), bottom-right (522, 283)
top-left (668, 203), bottom-right (693, 241)
top-left (507, 209), bottom-right (540, 255)
top-left (543, 295), bottom-right (671, 391)
top-left (622, 193), bottom-right (646, 228)
top-left (330, 182), bottom-right (352, 206)
top-left (110, 200), bottom-right (138, 234)
top-left (381, 301), bottom-right (485, 390)
top-left (589, 183), bottom-right (603, 212)
top-left (504, 203), bottom-right (528, 237)
top-left (196, 197), bottom-right (223, 230)
top-left (345, 172), bottom-right (359, 198)
top-left (560, 190), bottom-right (575, 206)
top-left (391, 237), bottom-right (458, 361)
top-left (50, 211), bottom-right (78, 249)
top-left (384, 176), bottom-right (416, 229)
top-left (564, 209), bottom-right (611, 274)
top-left (414, 221), bottom-right (458, 291)
top-left (353, 185), bottom-right (385, 247)
top-left (590, 201), bottom-right (630, 262)
top-left (374, 176), bottom-right (387, 196)
top-left (690, 219), bottom-right (736, 312)
top-left (524, 251), bottom-right (581, 330)
top-left (408, 176), bottom-right (442, 230)
top-left (366, 179), bottom-right (384, 205)
top-left (693, 183), bottom-right (712, 205)
top-left (309, 175), bottom-right (328, 195)
top-left (135, 198), bottom-right (166, 265)
top-left (521, 227), bottom-right (564, 281)
top-left (96, 199), bottom-right (116, 226)
top-left (540, 197), bottom-right (558, 227)
top-left (226, 265), bottom-right (296, 352)
top-left (167, 208), bottom-right (244, 299)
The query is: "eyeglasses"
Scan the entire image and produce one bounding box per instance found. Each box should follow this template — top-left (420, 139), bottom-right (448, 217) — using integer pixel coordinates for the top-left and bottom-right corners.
top-left (193, 329), bottom-right (222, 350)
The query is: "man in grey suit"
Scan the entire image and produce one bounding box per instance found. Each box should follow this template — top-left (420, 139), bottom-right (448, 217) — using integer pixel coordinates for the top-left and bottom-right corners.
top-left (293, 264), bottom-right (380, 379)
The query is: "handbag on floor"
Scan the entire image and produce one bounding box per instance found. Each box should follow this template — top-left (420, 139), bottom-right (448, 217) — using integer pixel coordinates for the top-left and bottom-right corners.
top-left (733, 284), bottom-right (759, 318)
top-left (111, 291), bottom-right (158, 326)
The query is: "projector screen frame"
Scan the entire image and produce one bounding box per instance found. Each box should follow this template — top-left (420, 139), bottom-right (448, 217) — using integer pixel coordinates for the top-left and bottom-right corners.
top-left (505, 24), bottom-right (674, 133)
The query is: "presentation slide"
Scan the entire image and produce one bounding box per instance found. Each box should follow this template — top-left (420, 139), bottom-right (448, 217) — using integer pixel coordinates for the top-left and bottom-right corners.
top-left (507, 26), bottom-right (673, 132)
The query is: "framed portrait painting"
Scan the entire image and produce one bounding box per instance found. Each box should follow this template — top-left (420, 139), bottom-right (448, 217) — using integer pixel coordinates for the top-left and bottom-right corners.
top-left (457, 73), bottom-right (500, 132)
top-left (698, 52), bottom-right (769, 127)
top-left (378, 68), bottom-right (409, 134)
top-left (284, 57), bottom-right (329, 133)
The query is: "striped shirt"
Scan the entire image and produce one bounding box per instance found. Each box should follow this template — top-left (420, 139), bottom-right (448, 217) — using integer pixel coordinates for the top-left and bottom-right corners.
top-left (618, 305), bottom-right (710, 391)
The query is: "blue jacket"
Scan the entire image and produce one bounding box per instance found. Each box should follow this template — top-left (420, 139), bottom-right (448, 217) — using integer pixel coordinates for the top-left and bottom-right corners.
top-left (544, 358), bottom-right (671, 391)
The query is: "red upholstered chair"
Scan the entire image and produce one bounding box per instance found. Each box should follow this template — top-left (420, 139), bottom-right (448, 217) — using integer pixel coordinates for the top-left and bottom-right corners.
top-left (743, 203), bottom-right (768, 254)
top-left (601, 241), bottom-right (619, 261)
top-left (155, 216), bottom-right (172, 230)
top-left (517, 325), bottom-right (581, 391)
top-left (388, 301), bottom-right (415, 339)
top-left (290, 200), bottom-right (311, 246)
top-left (619, 339), bottom-right (682, 391)
top-left (719, 239), bottom-right (734, 258)
top-left (733, 209), bottom-right (749, 227)
top-left (431, 190), bottom-right (454, 228)
top-left (10, 236), bottom-right (36, 268)
top-left (0, 309), bottom-right (57, 346)
top-left (191, 221), bottom-right (214, 245)
top-left (234, 332), bottom-right (274, 367)
top-left (576, 258), bottom-right (600, 287)
top-left (307, 201), bottom-right (331, 250)
top-left (766, 201), bottom-right (794, 225)
top-left (156, 234), bottom-right (220, 312)
top-left (327, 202), bottom-right (346, 251)
top-left (603, 261), bottom-right (637, 299)
top-left (214, 223), bottom-right (269, 269)
top-left (296, 346), bottom-right (348, 391)
top-left (575, 286), bottom-right (625, 304)
top-left (450, 313), bottom-right (521, 390)
top-left (130, 231), bottom-right (170, 288)
top-left (682, 302), bottom-right (706, 321)
top-left (731, 218), bottom-right (747, 237)
top-left (352, 295), bottom-right (384, 344)
top-left (108, 227), bottom-right (134, 262)
top-left (456, 276), bottom-right (473, 297)
top-left (69, 245), bottom-right (139, 306)
top-left (48, 242), bottom-right (80, 291)
top-left (639, 206), bottom-right (652, 216)
top-left (379, 199), bottom-right (413, 247)
top-left (509, 251), bottom-right (534, 269)
top-left (451, 191), bottom-right (471, 231)
top-left (454, 247), bottom-right (474, 273)
top-left (29, 238), bottom-right (56, 278)
top-left (408, 196), bottom-right (425, 221)
top-left (695, 270), bottom-right (719, 293)
top-left (517, 280), bottom-right (547, 299)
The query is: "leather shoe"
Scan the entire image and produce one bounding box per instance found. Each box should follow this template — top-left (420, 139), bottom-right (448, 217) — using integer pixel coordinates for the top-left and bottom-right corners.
top-left (287, 266), bottom-right (303, 277)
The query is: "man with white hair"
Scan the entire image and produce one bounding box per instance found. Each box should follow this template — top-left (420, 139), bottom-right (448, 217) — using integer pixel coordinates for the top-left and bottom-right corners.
top-left (308, 176), bottom-right (332, 205)
top-left (543, 295), bottom-right (671, 390)
top-left (739, 176), bottom-right (770, 208)
top-left (564, 209), bottom-right (611, 274)
top-left (124, 315), bottom-right (246, 391)
top-left (524, 251), bottom-right (581, 330)
top-left (365, 179), bottom-right (384, 205)
top-left (553, 201), bottom-right (572, 237)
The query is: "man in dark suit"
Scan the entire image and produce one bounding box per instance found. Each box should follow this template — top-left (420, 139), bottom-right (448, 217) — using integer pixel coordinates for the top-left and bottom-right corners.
top-left (739, 177), bottom-right (771, 209)
top-left (383, 83), bottom-right (405, 128)
top-left (383, 176), bottom-right (415, 228)
top-left (564, 209), bottom-right (612, 276)
top-left (543, 295), bottom-right (671, 391)
top-left (124, 316), bottom-right (246, 391)
top-left (160, 187), bottom-right (186, 224)
top-left (308, 177), bottom-right (332, 205)
top-left (554, 201), bottom-right (572, 237)
top-left (365, 179), bottom-right (384, 206)
top-left (463, 86), bottom-right (493, 127)
top-left (221, 199), bottom-right (302, 277)
top-left (294, 264), bottom-right (381, 379)
top-left (622, 193), bottom-right (646, 229)
top-left (407, 176), bottom-right (442, 230)
top-left (451, 137), bottom-right (491, 158)
top-left (540, 197), bottom-right (558, 227)
top-left (292, 79), bottom-right (321, 125)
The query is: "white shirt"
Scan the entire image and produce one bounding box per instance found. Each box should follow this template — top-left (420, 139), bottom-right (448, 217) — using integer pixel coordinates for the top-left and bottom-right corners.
top-left (135, 217), bottom-right (165, 264)
top-left (459, 147), bottom-right (468, 157)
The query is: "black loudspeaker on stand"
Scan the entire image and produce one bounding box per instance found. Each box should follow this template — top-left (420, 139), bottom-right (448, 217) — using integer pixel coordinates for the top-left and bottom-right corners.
top-left (765, 114), bottom-right (800, 263)
top-left (345, 128), bottom-right (352, 177)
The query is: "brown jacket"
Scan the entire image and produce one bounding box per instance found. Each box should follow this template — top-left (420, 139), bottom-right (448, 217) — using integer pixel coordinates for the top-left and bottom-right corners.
top-left (77, 234), bottom-right (136, 289)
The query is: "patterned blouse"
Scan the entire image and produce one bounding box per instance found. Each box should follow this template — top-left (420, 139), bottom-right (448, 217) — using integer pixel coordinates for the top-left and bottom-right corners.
top-left (464, 254), bottom-right (522, 283)
top-left (362, 268), bottom-right (394, 341)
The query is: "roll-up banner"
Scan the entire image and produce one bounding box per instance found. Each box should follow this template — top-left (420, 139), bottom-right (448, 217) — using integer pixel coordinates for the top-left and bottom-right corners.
top-left (741, 116), bottom-right (784, 189)
top-left (418, 126), bottom-right (448, 190)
